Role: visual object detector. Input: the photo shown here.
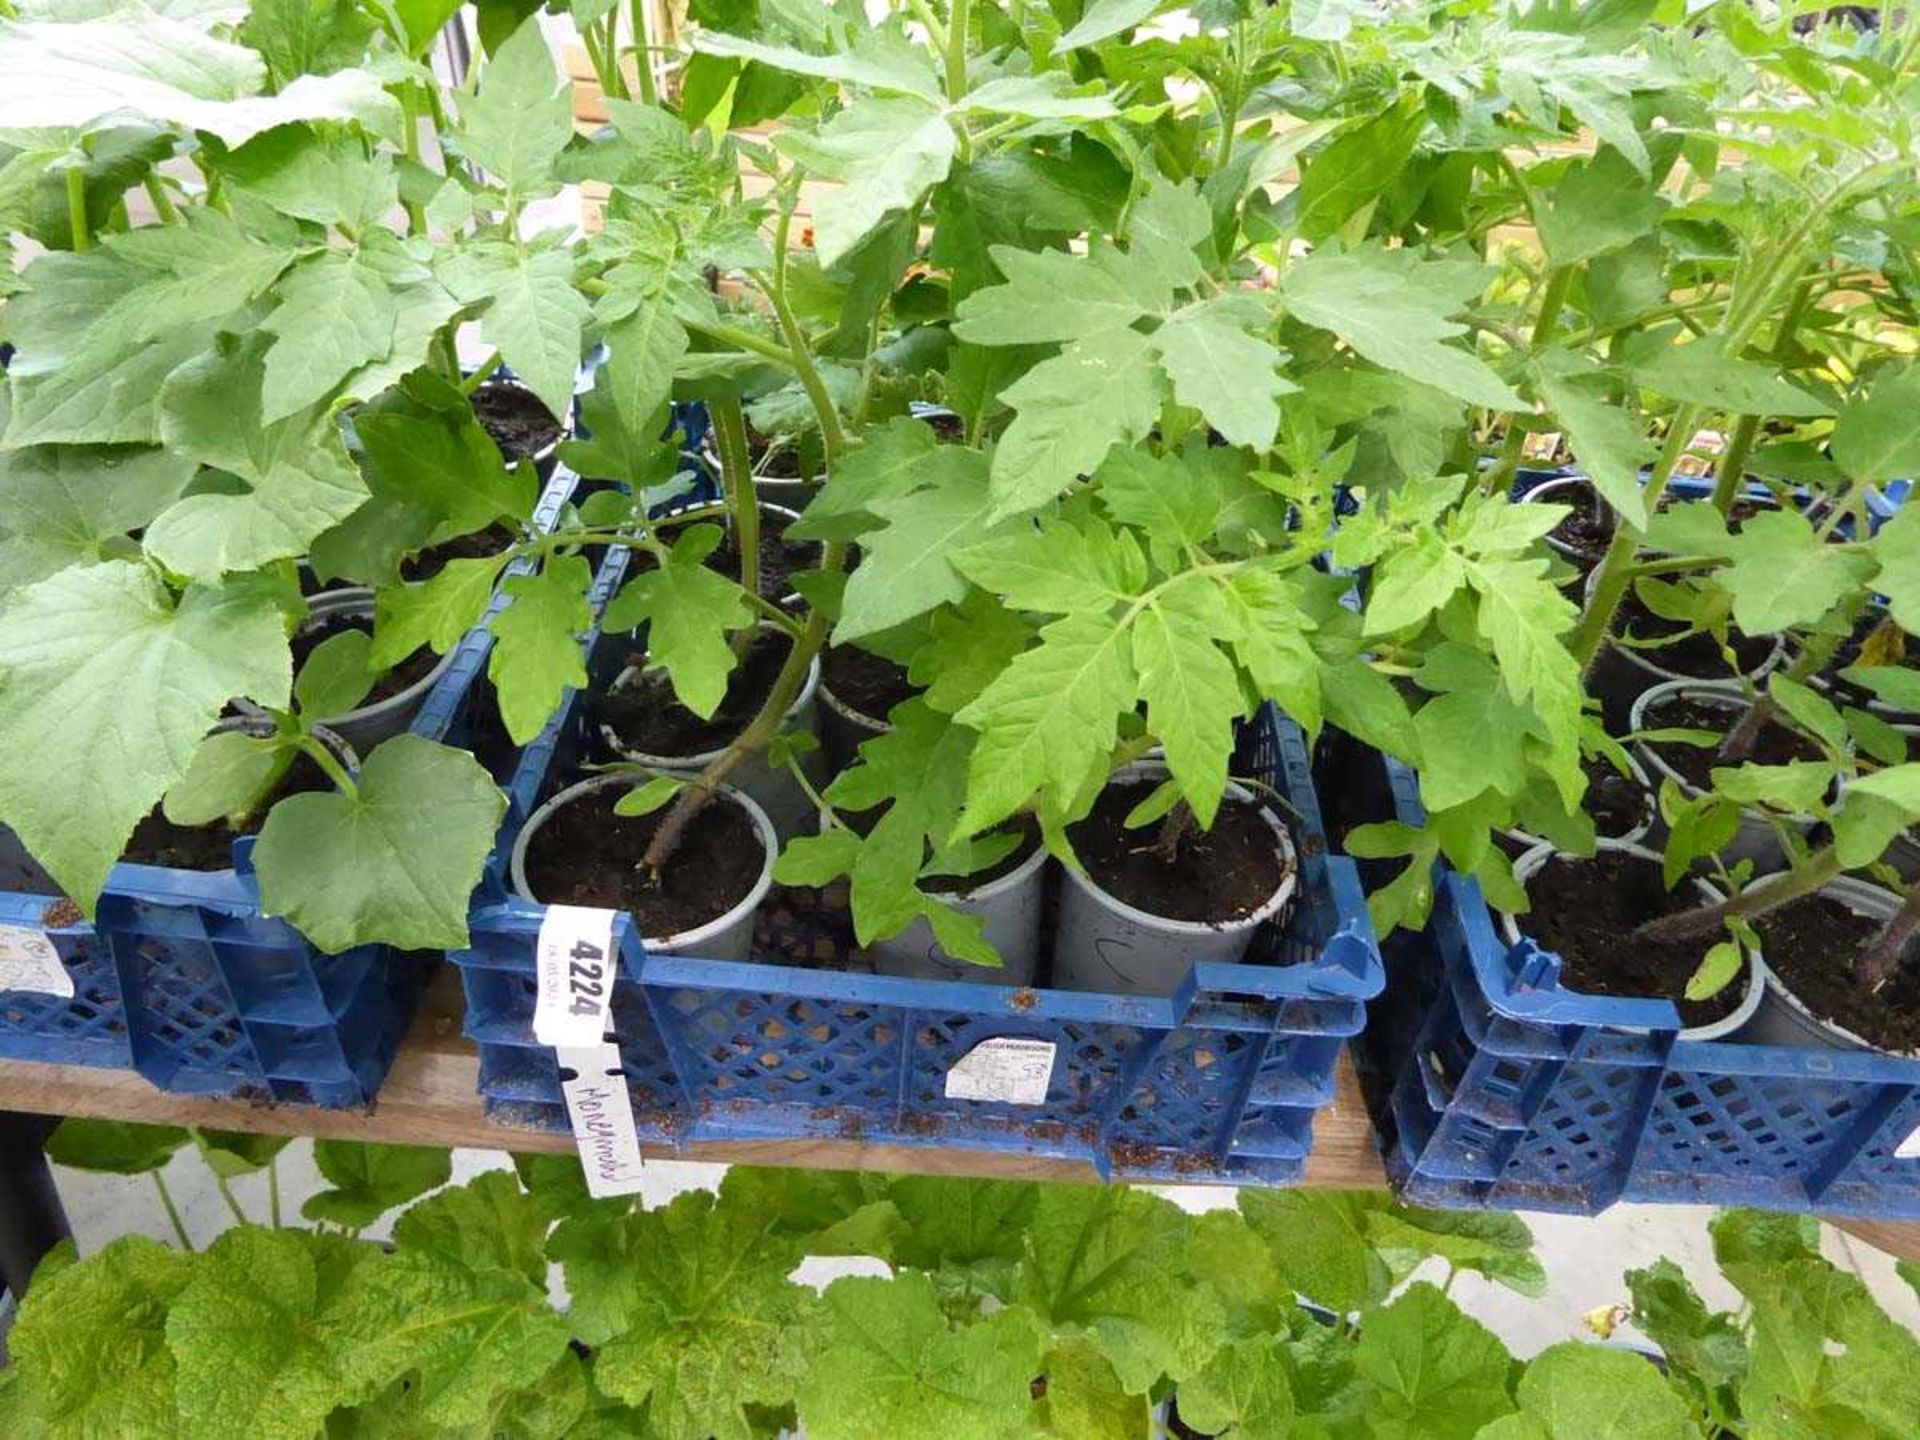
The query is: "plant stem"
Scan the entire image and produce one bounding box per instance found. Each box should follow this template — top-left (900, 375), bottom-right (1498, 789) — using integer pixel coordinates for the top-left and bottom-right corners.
top-left (142, 173), bottom-right (180, 224)
top-left (65, 166), bottom-right (90, 251)
top-left (268, 1155), bottom-right (282, 1228)
top-left (214, 1173), bottom-right (248, 1228)
top-left (297, 733), bottom-right (359, 799)
top-left (713, 395), bottom-right (761, 604)
top-left (152, 1171), bottom-right (193, 1250)
top-left (763, 206), bottom-right (847, 464)
top-left (1150, 799), bottom-right (1196, 864)
top-left (460, 351), bottom-right (505, 394)
top-left (944, 0), bottom-right (970, 105)
top-left (686, 318), bottom-right (800, 371)
top-left (1636, 846), bottom-right (1843, 943)
top-left (1707, 413), bottom-right (1759, 516)
top-left (1480, 265), bottom-right (1574, 496)
top-left (629, 0), bottom-right (657, 106)
top-left (1859, 876), bottom-right (1920, 991)
top-left (1718, 626), bottom-right (1841, 762)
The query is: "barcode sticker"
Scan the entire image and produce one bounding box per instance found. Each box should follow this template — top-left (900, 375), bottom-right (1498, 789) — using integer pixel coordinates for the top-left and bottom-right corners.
top-left (1896, 1123), bottom-right (1920, 1160)
top-left (557, 1043), bottom-right (647, 1197)
top-left (945, 1037), bottom-right (1057, 1105)
top-left (0, 925), bottom-right (70, 999)
top-left (533, 906), bottom-right (619, 1048)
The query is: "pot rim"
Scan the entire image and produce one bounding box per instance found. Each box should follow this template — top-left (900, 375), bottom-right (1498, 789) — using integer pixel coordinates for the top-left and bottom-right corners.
top-left (1501, 839), bottom-right (1763, 1041)
top-left (1518, 472), bottom-right (1609, 563)
top-left (920, 823), bottom-right (1052, 907)
top-left (1058, 763), bottom-right (1299, 937)
top-left (1588, 568), bottom-right (1787, 687)
top-left (509, 771), bottom-right (778, 952)
top-left (1627, 679), bottom-right (1750, 801)
top-left (470, 373), bottom-right (567, 466)
top-left (1743, 871), bottom-right (1917, 1056)
top-left (301, 589), bottom-right (460, 728)
top-left (1503, 745), bottom-right (1656, 850)
top-left (601, 621), bottom-right (821, 768)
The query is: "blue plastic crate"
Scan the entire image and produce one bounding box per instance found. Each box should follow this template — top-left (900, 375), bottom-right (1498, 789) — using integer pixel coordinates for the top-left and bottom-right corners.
top-left (1331, 742), bottom-right (1920, 1219)
top-left (450, 569), bottom-right (1384, 1183)
top-left (0, 466), bottom-right (582, 1103)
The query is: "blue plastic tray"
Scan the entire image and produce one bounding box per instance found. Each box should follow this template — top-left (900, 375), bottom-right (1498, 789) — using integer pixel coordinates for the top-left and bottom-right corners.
top-left (450, 557), bottom-right (1384, 1183)
top-left (1333, 742), bottom-right (1920, 1219)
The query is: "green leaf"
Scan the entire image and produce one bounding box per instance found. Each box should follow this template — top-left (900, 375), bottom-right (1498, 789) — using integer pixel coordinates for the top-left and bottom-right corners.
top-left (888, 1174), bottom-right (1038, 1278)
top-left (1720, 509), bottom-right (1876, 634)
top-left (372, 555), bottom-right (505, 670)
top-left (1365, 1206), bottom-right (1546, 1299)
top-left (457, 15), bottom-right (574, 197)
top-left (584, 1189), bottom-right (818, 1440)
top-left (953, 73), bottom-right (1120, 122)
top-left (1176, 1335), bottom-right (1296, 1439)
top-left (952, 512), bottom-right (1146, 614)
top-left (612, 774), bottom-right (684, 817)
top-left (1135, 581), bottom-right (1243, 826)
top-left (952, 243), bottom-right (1157, 346)
top-left (1035, 1338), bottom-right (1150, 1439)
top-left (302, 1140), bottom-right (453, 1227)
top-left (1353, 1283), bottom-right (1515, 1439)
top-left (1850, 762), bottom-right (1920, 813)
top-left (1367, 532), bottom-right (1468, 636)
top-left (1535, 147), bottom-right (1666, 266)
top-left (1150, 296), bottom-right (1292, 449)
top-left (353, 392), bottom-right (532, 537)
top-left (439, 244), bottom-right (591, 425)
top-left (45, 1118), bottom-right (190, 1173)
top-left (1870, 505), bottom-right (1920, 635)
top-left (793, 416), bottom-right (943, 537)
top-left (1529, 351), bottom-right (1653, 530)
top-left (1238, 1190), bottom-right (1394, 1315)
top-left (910, 591), bottom-right (1037, 715)
top-left (1685, 939), bottom-right (1745, 1001)
top-left (0, 442), bottom-right (196, 589)
top-left (296, 628), bottom-right (377, 720)
top-left (837, 449), bottom-right (1014, 641)
top-left (0, 562), bottom-right (290, 911)
top-left (162, 729), bottom-right (293, 827)
top-left (715, 1167), bottom-right (902, 1259)
top-left (254, 734), bottom-right (506, 950)
top-left (488, 553), bottom-right (593, 743)
top-left (1053, 0), bottom-right (1164, 53)
top-left (193, 1130), bottom-right (292, 1179)
top-left (1097, 447), bottom-right (1222, 551)
top-left (954, 608), bottom-right (1135, 834)
top-left (1296, 96), bottom-right (1426, 243)
top-left (691, 28), bottom-right (943, 102)
top-left (603, 304), bottom-right (690, 445)
top-left (103, 207), bottom-right (300, 340)
top-left (1282, 247), bottom-right (1521, 411)
top-left (988, 327), bottom-right (1163, 518)
top-left (1626, 1257), bottom-right (1749, 1410)
top-left (1708, 761), bottom-right (1834, 812)
top-left (390, 1169), bottom-right (551, 1286)
top-left (241, 0), bottom-right (383, 79)
top-left (1012, 1185), bottom-right (1224, 1392)
top-left (222, 127), bottom-right (396, 231)
top-left (1834, 788), bottom-right (1911, 869)
top-left (1465, 557), bottom-right (1583, 778)
top-left (258, 249), bottom-right (395, 423)
top-left (1503, 1342), bottom-right (1694, 1439)
top-left (775, 95), bottom-right (957, 267)
top-left (149, 334), bottom-right (370, 581)
top-left (1633, 343), bottom-right (1833, 417)
top-left (602, 527), bottom-right (755, 718)
top-left (1833, 363), bottom-right (1920, 483)
top-left (796, 1272), bottom-right (1042, 1440)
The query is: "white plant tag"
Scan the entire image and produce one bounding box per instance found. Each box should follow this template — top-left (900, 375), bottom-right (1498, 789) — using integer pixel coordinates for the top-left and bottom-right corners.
top-left (945, 1037), bottom-right (1057, 1105)
top-left (533, 905), bottom-right (619, 1048)
top-left (1895, 1122), bottom-right (1920, 1160)
top-left (557, 1043), bottom-right (648, 1197)
top-left (0, 925), bottom-right (70, 999)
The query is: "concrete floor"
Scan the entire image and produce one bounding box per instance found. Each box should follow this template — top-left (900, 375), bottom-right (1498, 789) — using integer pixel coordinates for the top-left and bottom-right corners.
top-left (34, 1141), bottom-right (1920, 1360)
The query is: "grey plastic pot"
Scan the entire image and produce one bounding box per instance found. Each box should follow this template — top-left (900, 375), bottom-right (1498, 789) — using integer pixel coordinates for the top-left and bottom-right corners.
top-left (1738, 875), bottom-right (1914, 1054)
top-left (656, 498), bottom-right (806, 604)
top-left (1521, 472), bottom-right (1609, 574)
top-left (1052, 765), bottom-right (1299, 997)
top-left (1501, 840), bottom-right (1764, 1041)
top-left (510, 773), bottom-right (776, 961)
top-left (818, 675), bottom-right (890, 777)
top-left (869, 832), bottom-right (1050, 985)
top-left (1629, 680), bottom-right (1804, 875)
top-left (300, 589), bottom-right (458, 752)
top-left (599, 624), bottom-right (821, 843)
top-left (1586, 566), bottom-right (1786, 731)
top-left (1503, 744), bottom-right (1657, 850)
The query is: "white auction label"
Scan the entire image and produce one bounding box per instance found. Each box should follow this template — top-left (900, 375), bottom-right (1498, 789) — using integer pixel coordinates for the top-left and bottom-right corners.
top-left (557, 1042), bottom-right (647, 1197)
top-left (0, 925), bottom-right (71, 1000)
top-left (1896, 1122), bottom-right (1920, 1161)
top-left (533, 905), bottom-right (619, 1048)
top-left (945, 1036), bottom-right (1057, 1105)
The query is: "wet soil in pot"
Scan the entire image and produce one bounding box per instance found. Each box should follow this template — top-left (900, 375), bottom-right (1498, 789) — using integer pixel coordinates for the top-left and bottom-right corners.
top-left (121, 751), bottom-right (333, 870)
top-left (1582, 754), bottom-right (1655, 837)
top-left (1753, 894), bottom-right (1920, 1052)
top-left (596, 629), bottom-right (793, 759)
top-left (1642, 695), bottom-right (1821, 793)
top-left (1067, 783), bottom-right (1288, 925)
top-left (400, 521), bottom-right (519, 583)
top-left (1519, 850), bottom-right (1745, 1030)
top-left (292, 613), bottom-right (439, 708)
top-left (1612, 591), bottom-right (1775, 681)
top-left (470, 383), bottom-right (563, 462)
top-left (823, 645), bottom-right (917, 723)
top-left (522, 784), bottom-right (764, 936)
top-left (643, 507), bottom-right (820, 601)
top-left (1547, 485), bottom-right (1613, 569)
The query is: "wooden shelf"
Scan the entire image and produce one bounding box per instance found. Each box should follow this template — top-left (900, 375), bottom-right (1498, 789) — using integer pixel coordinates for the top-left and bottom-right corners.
top-left (2, 968), bottom-right (1914, 1263)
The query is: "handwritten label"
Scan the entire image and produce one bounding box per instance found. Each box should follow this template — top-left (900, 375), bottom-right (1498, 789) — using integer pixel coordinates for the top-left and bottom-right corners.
top-left (1896, 1121), bottom-right (1920, 1161)
top-left (557, 1043), bottom-right (647, 1197)
top-left (533, 905), bottom-right (619, 1048)
top-left (945, 1037), bottom-right (1057, 1105)
top-left (0, 925), bottom-right (70, 999)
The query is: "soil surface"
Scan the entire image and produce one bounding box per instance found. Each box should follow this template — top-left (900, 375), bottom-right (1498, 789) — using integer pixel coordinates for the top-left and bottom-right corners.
top-left (1641, 694), bottom-right (1821, 793)
top-left (642, 505), bottom-right (820, 601)
top-left (1611, 591), bottom-right (1775, 681)
top-left (1068, 782), bottom-right (1290, 925)
top-left (471, 383), bottom-right (563, 461)
top-left (1544, 484), bottom-right (1613, 568)
top-left (922, 410), bottom-right (965, 442)
top-left (400, 521), bottom-right (519, 583)
top-left (1581, 753), bottom-right (1655, 839)
top-left (521, 784), bottom-right (765, 939)
top-left (925, 817), bottom-right (1040, 895)
top-left (1755, 893), bottom-right (1920, 1053)
top-left (597, 629), bottom-right (792, 759)
top-left (292, 612), bottom-right (438, 710)
top-left (1519, 850), bottom-right (1747, 1030)
top-left (748, 430), bottom-right (806, 479)
top-left (122, 751), bottom-right (333, 870)
top-left (823, 646), bottom-right (917, 723)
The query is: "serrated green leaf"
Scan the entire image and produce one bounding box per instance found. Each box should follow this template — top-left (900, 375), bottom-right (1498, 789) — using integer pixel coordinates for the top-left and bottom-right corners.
top-left (193, 1129), bottom-right (292, 1179)
top-left (1368, 532), bottom-right (1468, 636)
top-left (715, 1167), bottom-right (901, 1259)
top-left (1239, 1190), bottom-right (1395, 1314)
top-left (1053, 0), bottom-right (1164, 53)
top-left (162, 729), bottom-right (293, 827)
top-left (1633, 343), bottom-right (1832, 417)
top-left (1626, 1257), bottom-right (1749, 1412)
top-left (353, 393), bottom-right (532, 537)
top-left (838, 450), bottom-right (1015, 640)
top-left (1296, 96), bottom-right (1425, 243)
top-left (457, 15), bottom-right (573, 197)
top-left (254, 734), bottom-right (505, 949)
top-left (487, 553), bottom-right (592, 743)
top-left (603, 303), bottom-right (689, 443)
top-left (372, 555), bottom-right (505, 670)
top-left (953, 243), bottom-right (1157, 346)
top-left (259, 248), bottom-right (395, 421)
top-left (952, 512), bottom-right (1146, 613)
top-left (692, 27), bottom-right (942, 102)
top-left (0, 562), bottom-right (290, 911)
top-left (1535, 147), bottom-right (1666, 266)
top-left (1150, 296), bottom-right (1292, 449)
top-left (602, 527), bottom-right (754, 718)
top-left (45, 1118), bottom-right (191, 1174)
top-left (775, 95), bottom-right (956, 267)
top-left (0, 442), bottom-right (196, 589)
top-left (1354, 1282), bottom-right (1515, 1439)
top-left (1464, 557), bottom-right (1582, 784)
top-left (1365, 1205), bottom-right (1545, 1299)
top-left (439, 244), bottom-right (591, 425)
top-left (1504, 1342), bottom-right (1694, 1439)
top-left (796, 1272), bottom-right (1042, 1440)
top-left (954, 73), bottom-right (1120, 122)
top-left (1036, 1338), bottom-right (1150, 1439)
top-left (104, 207), bottom-right (300, 340)
top-left (1833, 363), bottom-right (1920, 483)
top-left (303, 1140), bottom-right (453, 1227)
top-left (223, 127), bottom-right (398, 232)
top-left (1871, 505), bottom-right (1920, 635)
top-left (792, 416), bottom-right (943, 537)
top-left (909, 591), bottom-right (1036, 715)
top-left (1850, 762), bottom-right (1920, 812)
top-left (1530, 352), bottom-right (1653, 530)
top-left (390, 1170), bottom-right (551, 1285)
top-left (988, 327), bottom-right (1162, 519)
top-left (1135, 582), bottom-right (1242, 825)
top-left (1721, 509), bottom-right (1875, 635)
top-left (1176, 1334), bottom-right (1296, 1439)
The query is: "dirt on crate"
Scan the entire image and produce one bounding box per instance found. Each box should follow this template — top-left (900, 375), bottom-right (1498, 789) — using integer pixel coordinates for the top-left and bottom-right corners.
top-left (1753, 893), bottom-right (1920, 1053)
top-left (596, 629), bottom-right (791, 759)
top-left (1641, 694), bottom-right (1821, 793)
top-left (1068, 782), bottom-right (1290, 925)
top-left (471, 383), bottom-right (563, 461)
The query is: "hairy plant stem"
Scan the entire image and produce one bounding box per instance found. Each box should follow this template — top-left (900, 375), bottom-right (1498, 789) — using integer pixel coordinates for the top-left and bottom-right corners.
top-left (64, 166), bottom-right (89, 251)
top-left (629, 0), bottom-right (657, 106)
top-left (944, 0), bottom-right (970, 107)
top-left (1718, 625), bottom-right (1841, 763)
top-left (214, 1173), bottom-right (248, 1227)
top-left (142, 174), bottom-right (179, 224)
top-left (459, 351), bottom-right (504, 394)
top-left (1480, 265), bottom-right (1574, 497)
top-left (152, 1171), bottom-right (193, 1250)
top-left (1150, 799), bottom-right (1196, 865)
top-left (1860, 876), bottom-right (1920, 991)
top-left (1707, 413), bottom-right (1760, 516)
top-left (1636, 846), bottom-right (1843, 943)
top-left (712, 395), bottom-right (762, 656)
top-left (298, 733), bottom-right (358, 800)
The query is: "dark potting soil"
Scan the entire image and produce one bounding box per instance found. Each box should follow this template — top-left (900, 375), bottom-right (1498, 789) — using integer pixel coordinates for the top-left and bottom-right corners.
top-left (399, 521), bottom-right (519, 583)
top-left (1612, 591), bottom-right (1775, 681)
top-left (1642, 695), bottom-right (1821, 794)
top-left (1546, 485), bottom-right (1613, 567)
top-left (748, 430), bottom-right (806, 479)
top-left (644, 506), bottom-right (820, 601)
top-left (925, 816), bottom-right (1040, 895)
top-left (121, 752), bottom-right (333, 870)
top-left (823, 645), bottom-right (917, 723)
top-left (1582, 753), bottom-right (1654, 839)
top-left (521, 785), bottom-right (764, 938)
top-left (292, 613), bottom-right (438, 710)
top-left (1754, 893), bottom-right (1920, 1053)
top-left (922, 410), bottom-right (965, 442)
top-left (470, 384), bottom-right (563, 461)
top-left (1068, 783), bottom-right (1290, 925)
top-left (1520, 851), bottom-right (1746, 1030)
top-left (596, 629), bottom-right (792, 759)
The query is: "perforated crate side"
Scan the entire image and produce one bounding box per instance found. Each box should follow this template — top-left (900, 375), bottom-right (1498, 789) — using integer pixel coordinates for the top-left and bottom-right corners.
top-left (0, 895), bottom-right (130, 1069)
